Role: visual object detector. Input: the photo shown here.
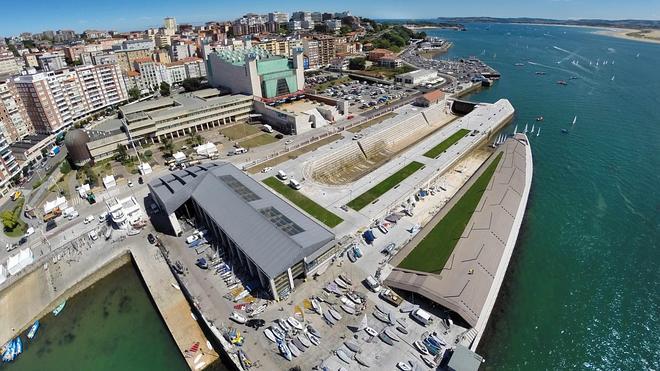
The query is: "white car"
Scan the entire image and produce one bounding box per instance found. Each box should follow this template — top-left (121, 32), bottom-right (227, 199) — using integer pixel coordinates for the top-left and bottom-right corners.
top-left (128, 180), bottom-right (134, 187)
top-left (261, 166), bottom-right (273, 173)
top-left (83, 215), bottom-right (95, 224)
top-left (24, 227), bottom-right (35, 237)
top-left (185, 234), bottom-right (200, 244)
top-left (88, 230), bottom-right (99, 240)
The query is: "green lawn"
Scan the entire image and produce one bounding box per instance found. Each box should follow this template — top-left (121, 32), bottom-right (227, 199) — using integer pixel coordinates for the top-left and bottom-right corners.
top-left (423, 129), bottom-right (471, 159)
top-left (239, 134), bottom-right (278, 148)
top-left (348, 161), bottom-right (425, 211)
top-left (347, 113), bottom-right (397, 133)
top-left (263, 177), bottom-right (343, 228)
top-left (398, 153), bottom-right (503, 273)
top-left (220, 123), bottom-right (262, 140)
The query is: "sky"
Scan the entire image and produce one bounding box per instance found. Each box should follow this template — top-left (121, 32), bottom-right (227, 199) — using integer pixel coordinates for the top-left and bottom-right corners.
top-left (1, 0), bottom-right (659, 36)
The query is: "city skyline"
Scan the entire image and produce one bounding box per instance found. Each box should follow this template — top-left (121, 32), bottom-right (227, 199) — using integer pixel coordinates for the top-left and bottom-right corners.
top-left (2, 0), bottom-right (660, 35)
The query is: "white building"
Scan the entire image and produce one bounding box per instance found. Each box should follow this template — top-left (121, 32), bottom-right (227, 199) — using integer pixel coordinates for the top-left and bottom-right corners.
top-left (394, 69), bottom-right (440, 86)
top-left (0, 264), bottom-right (7, 285)
top-left (106, 195), bottom-right (143, 230)
top-left (43, 196), bottom-right (67, 214)
top-left (325, 19), bottom-right (342, 31)
top-left (0, 52), bottom-right (21, 76)
top-left (37, 53), bottom-right (67, 71)
top-left (170, 41), bottom-right (197, 61)
top-left (288, 21), bottom-right (302, 32)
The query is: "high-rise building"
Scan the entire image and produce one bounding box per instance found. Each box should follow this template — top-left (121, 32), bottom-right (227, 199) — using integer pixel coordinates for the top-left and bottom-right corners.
top-left (13, 64), bottom-right (128, 134)
top-left (164, 17), bottom-right (177, 35)
top-left (37, 53), bottom-right (67, 71)
top-left (268, 12), bottom-right (289, 24)
top-left (0, 78), bottom-right (32, 142)
top-left (0, 52), bottom-right (21, 77)
top-left (0, 130), bottom-right (20, 196)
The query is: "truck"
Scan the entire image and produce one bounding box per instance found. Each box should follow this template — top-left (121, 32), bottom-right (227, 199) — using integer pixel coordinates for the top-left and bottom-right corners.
top-left (87, 192), bottom-right (96, 204)
top-left (288, 179), bottom-right (301, 190)
top-left (43, 208), bottom-right (62, 222)
top-left (49, 146), bottom-right (60, 157)
top-left (411, 308), bottom-right (433, 326)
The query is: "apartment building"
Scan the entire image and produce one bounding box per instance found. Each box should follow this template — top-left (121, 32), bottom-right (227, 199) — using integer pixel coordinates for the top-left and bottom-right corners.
top-left (0, 79), bottom-right (31, 141)
top-left (132, 57), bottom-right (207, 90)
top-left (268, 12), bottom-right (289, 24)
top-left (114, 48), bottom-right (151, 72)
top-left (37, 53), bottom-right (67, 71)
top-left (0, 52), bottom-right (21, 76)
top-left (0, 130), bottom-right (20, 196)
top-left (13, 64), bottom-right (128, 134)
top-left (170, 40), bottom-right (197, 61)
top-left (303, 35), bottom-right (336, 69)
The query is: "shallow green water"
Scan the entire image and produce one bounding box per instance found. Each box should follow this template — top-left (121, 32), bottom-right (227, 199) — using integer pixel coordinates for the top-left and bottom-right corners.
top-left (426, 24), bottom-right (659, 369)
top-left (5, 263), bottom-right (189, 371)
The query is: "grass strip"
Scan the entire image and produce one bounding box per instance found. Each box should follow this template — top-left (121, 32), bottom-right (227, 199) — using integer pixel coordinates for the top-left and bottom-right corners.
top-left (263, 177), bottom-right (343, 228)
top-left (398, 153), bottom-right (503, 273)
top-left (347, 161), bottom-right (425, 211)
top-left (423, 129), bottom-right (470, 159)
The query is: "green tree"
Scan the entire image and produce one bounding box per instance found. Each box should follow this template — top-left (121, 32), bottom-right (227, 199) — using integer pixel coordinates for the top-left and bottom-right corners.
top-left (162, 138), bottom-right (174, 156)
top-left (144, 150), bottom-right (153, 159)
top-left (114, 144), bottom-right (128, 163)
top-left (187, 133), bottom-right (203, 146)
top-left (340, 26), bottom-right (351, 35)
top-left (60, 161), bottom-right (72, 174)
top-left (1, 210), bottom-right (19, 230)
top-left (128, 86), bottom-right (141, 101)
top-left (349, 57), bottom-right (366, 70)
top-left (83, 164), bottom-right (98, 187)
top-left (159, 82), bottom-right (171, 96)
top-left (181, 78), bottom-right (202, 92)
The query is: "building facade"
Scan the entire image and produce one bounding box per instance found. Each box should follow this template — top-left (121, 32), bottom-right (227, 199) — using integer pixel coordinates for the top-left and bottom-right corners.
top-left (0, 79), bottom-right (32, 142)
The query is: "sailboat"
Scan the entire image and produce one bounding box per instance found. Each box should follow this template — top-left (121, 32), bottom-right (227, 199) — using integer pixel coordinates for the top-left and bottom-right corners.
top-left (531, 124), bottom-right (535, 133)
top-left (523, 123), bottom-right (529, 133)
top-left (611, 75), bottom-right (615, 81)
top-left (572, 116), bottom-right (577, 125)
top-left (636, 53), bottom-right (640, 58)
top-left (513, 124), bottom-right (518, 134)
top-left (536, 127), bottom-right (541, 137)
top-left (357, 314), bottom-right (368, 332)
top-left (612, 61), bottom-right (615, 65)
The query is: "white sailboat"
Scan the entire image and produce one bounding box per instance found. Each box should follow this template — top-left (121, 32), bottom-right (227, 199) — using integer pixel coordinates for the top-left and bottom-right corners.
top-left (636, 53), bottom-right (640, 58)
top-left (523, 123), bottom-right (529, 133)
top-left (357, 314), bottom-right (368, 332)
top-left (531, 124), bottom-right (535, 133)
top-left (513, 124), bottom-right (518, 134)
top-left (536, 127), bottom-right (541, 137)
top-left (611, 75), bottom-right (615, 81)
top-left (572, 116), bottom-right (577, 125)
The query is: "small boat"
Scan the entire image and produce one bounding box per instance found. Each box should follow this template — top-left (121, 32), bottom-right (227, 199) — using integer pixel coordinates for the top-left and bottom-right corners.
top-left (421, 354), bottom-right (437, 368)
top-left (341, 304), bottom-right (356, 315)
top-left (537, 127), bottom-right (541, 137)
top-left (278, 340), bottom-right (292, 361)
top-left (323, 309), bottom-right (337, 325)
top-left (287, 340), bottom-right (300, 357)
top-left (307, 332), bottom-right (320, 346)
top-left (355, 352), bottom-right (371, 367)
top-left (561, 128), bottom-right (569, 134)
top-left (264, 328), bottom-right (277, 343)
top-left (514, 62), bottom-right (525, 66)
top-left (329, 307), bottom-right (342, 321)
top-left (278, 318), bottom-right (292, 332)
top-left (347, 249), bottom-right (357, 262)
top-left (238, 350), bottom-right (252, 370)
top-left (572, 115), bottom-right (577, 125)
top-left (414, 340), bottom-right (429, 355)
top-left (344, 340), bottom-right (361, 353)
top-left (399, 303), bottom-right (418, 313)
top-left (388, 312), bottom-right (397, 324)
top-left (336, 349), bottom-right (351, 364)
top-left (307, 324), bottom-right (321, 338)
top-left (353, 244), bottom-right (363, 258)
top-left (230, 312), bottom-right (247, 324)
top-left (292, 337), bottom-right (306, 352)
top-left (340, 296), bottom-right (356, 308)
top-left (523, 123), bottom-right (528, 134)
top-left (334, 277), bottom-right (349, 289)
top-left (378, 331), bottom-right (394, 346)
top-left (375, 303), bottom-right (388, 314)
top-left (297, 334), bottom-right (311, 348)
top-left (531, 124), bottom-right (535, 133)
top-left (346, 292), bottom-right (362, 305)
top-left (373, 310), bottom-right (390, 324)
top-left (271, 326), bottom-right (285, 340)
top-left (338, 273), bottom-right (353, 286)
top-left (384, 327), bottom-right (400, 342)
top-left (311, 298), bottom-right (322, 315)
top-left (287, 316), bottom-right (303, 330)
top-left (535, 71), bottom-right (546, 75)
top-left (27, 320), bottom-right (40, 340)
top-left (171, 282), bottom-right (181, 290)
top-left (233, 290), bottom-right (250, 302)
top-left (397, 362), bottom-right (413, 371)
top-left (249, 303), bottom-right (267, 317)
top-left (365, 326), bottom-right (378, 337)
top-left (53, 301), bottom-right (66, 316)
top-left (396, 326), bottom-right (409, 334)
top-left (557, 80), bottom-right (568, 85)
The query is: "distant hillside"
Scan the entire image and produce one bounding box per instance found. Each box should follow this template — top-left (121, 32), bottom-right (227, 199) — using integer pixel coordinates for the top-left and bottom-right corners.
top-left (435, 17), bottom-right (660, 30)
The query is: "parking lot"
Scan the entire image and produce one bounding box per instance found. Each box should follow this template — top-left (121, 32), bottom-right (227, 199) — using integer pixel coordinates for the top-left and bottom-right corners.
top-left (307, 74), bottom-right (418, 114)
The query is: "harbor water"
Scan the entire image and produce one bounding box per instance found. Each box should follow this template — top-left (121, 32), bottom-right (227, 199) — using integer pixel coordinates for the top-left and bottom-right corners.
top-left (3, 263), bottom-right (189, 371)
top-left (426, 24), bottom-right (659, 369)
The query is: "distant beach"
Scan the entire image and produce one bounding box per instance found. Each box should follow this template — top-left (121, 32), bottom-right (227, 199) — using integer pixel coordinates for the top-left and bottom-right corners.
top-left (594, 28), bottom-right (660, 45)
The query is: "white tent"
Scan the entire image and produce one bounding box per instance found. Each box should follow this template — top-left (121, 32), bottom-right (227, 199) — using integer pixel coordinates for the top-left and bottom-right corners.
top-left (103, 175), bottom-right (116, 189)
top-left (18, 248), bottom-right (34, 270)
top-left (195, 142), bottom-right (218, 157)
top-left (78, 184), bottom-right (91, 198)
top-left (44, 196), bottom-right (67, 214)
top-left (0, 264), bottom-right (7, 285)
top-left (172, 151), bottom-right (187, 163)
top-left (7, 253), bottom-right (22, 275)
top-left (138, 163), bottom-right (152, 175)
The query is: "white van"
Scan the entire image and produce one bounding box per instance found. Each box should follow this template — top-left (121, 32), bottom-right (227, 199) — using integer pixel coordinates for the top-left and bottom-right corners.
top-left (289, 179), bottom-right (301, 190)
top-left (411, 308), bottom-right (433, 326)
top-left (277, 170), bottom-right (288, 180)
top-left (233, 147), bottom-right (248, 155)
top-left (364, 275), bottom-right (381, 293)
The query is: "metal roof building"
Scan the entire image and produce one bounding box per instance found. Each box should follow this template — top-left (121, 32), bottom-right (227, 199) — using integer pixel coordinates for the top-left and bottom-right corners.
top-left (149, 162), bottom-right (336, 300)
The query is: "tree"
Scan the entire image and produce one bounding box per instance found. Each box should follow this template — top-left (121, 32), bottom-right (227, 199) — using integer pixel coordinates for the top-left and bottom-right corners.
top-left (60, 161), bottom-right (72, 174)
top-left (162, 138), bottom-right (174, 156)
top-left (114, 144), bottom-right (128, 163)
top-left (181, 78), bottom-right (202, 92)
top-left (82, 164), bottom-right (98, 187)
top-left (128, 86), bottom-right (141, 101)
top-left (159, 82), bottom-right (171, 97)
top-left (349, 57), bottom-right (366, 70)
top-left (187, 133), bottom-right (203, 146)
top-left (1, 209), bottom-right (19, 230)
top-left (340, 25), bottom-right (351, 35)
top-left (144, 150), bottom-right (153, 159)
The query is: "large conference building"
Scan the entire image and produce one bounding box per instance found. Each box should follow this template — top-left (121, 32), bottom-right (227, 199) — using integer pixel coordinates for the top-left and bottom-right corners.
top-left (148, 162), bottom-right (337, 300)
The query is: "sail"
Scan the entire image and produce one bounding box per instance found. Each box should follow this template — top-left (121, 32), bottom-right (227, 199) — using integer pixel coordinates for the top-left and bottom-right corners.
top-left (514, 124), bottom-right (518, 134)
top-left (357, 314), bottom-right (368, 331)
top-left (572, 116), bottom-right (577, 125)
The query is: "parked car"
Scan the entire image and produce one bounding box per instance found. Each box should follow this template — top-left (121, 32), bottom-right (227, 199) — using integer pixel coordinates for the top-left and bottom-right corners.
top-left (147, 233), bottom-right (156, 244)
top-left (128, 180), bottom-right (134, 187)
top-left (88, 230), bottom-right (99, 240)
top-left (83, 215), bottom-right (95, 224)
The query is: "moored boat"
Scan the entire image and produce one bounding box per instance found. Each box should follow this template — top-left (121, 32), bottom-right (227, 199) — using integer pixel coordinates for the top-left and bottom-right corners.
top-left (373, 310), bottom-right (390, 323)
top-left (323, 309), bottom-right (337, 325)
top-left (291, 337), bottom-right (306, 353)
top-left (334, 277), bottom-right (349, 289)
top-left (287, 340), bottom-right (300, 357)
top-left (230, 312), bottom-right (247, 324)
top-left (421, 354), bottom-right (437, 368)
top-left (307, 324), bottom-right (321, 338)
top-left (264, 328), bottom-right (277, 343)
top-left (344, 340), bottom-right (361, 353)
top-left (297, 334), bottom-right (311, 348)
top-left (27, 320), bottom-right (40, 340)
top-left (287, 316), bottom-right (303, 330)
top-left (53, 301), bottom-right (66, 316)
top-left (307, 332), bottom-right (320, 346)
top-left (278, 340), bottom-right (292, 361)
top-left (328, 307), bottom-right (342, 321)
top-left (397, 361), bottom-right (413, 371)
top-left (341, 304), bottom-right (356, 315)
top-left (271, 326), bottom-right (285, 341)
top-left (336, 348), bottom-right (351, 364)
top-left (338, 273), bottom-right (352, 286)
